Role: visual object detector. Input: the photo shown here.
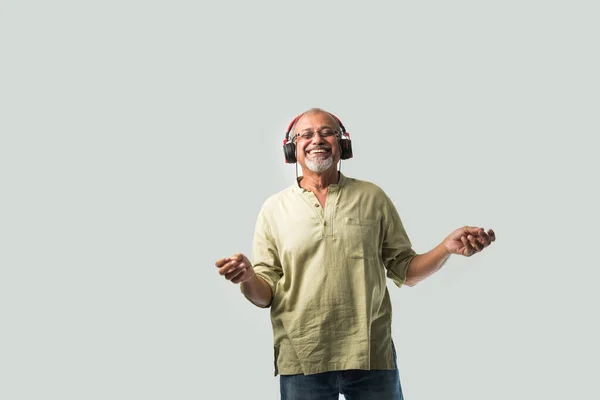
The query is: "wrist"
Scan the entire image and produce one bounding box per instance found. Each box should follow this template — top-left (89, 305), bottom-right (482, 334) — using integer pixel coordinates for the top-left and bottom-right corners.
top-left (439, 241), bottom-right (452, 257)
top-left (241, 269), bottom-right (257, 284)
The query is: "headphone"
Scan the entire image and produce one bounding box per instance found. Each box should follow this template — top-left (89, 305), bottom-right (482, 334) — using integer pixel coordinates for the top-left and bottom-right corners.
top-left (282, 112), bottom-right (353, 164)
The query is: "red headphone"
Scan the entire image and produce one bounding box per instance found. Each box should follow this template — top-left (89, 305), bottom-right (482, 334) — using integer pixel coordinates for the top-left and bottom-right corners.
top-left (282, 112), bottom-right (353, 163)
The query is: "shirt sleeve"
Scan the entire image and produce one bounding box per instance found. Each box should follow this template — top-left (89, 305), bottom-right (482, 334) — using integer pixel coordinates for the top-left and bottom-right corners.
top-left (381, 193), bottom-right (417, 288)
top-left (245, 204), bottom-right (283, 307)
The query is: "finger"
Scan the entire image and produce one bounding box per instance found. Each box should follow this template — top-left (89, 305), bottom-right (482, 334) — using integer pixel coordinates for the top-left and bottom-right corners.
top-left (461, 236), bottom-right (475, 256)
top-left (215, 258), bottom-right (230, 268)
top-left (227, 258), bottom-right (252, 275)
top-left (221, 262), bottom-right (242, 277)
top-left (218, 260), bottom-right (239, 276)
top-left (463, 226), bottom-right (485, 235)
top-left (231, 253), bottom-right (244, 261)
top-left (226, 268), bottom-right (244, 281)
top-left (487, 229), bottom-right (496, 242)
top-left (231, 270), bottom-right (248, 284)
top-left (477, 230), bottom-right (491, 246)
top-left (467, 235), bottom-right (482, 252)
top-left (238, 259), bottom-right (251, 270)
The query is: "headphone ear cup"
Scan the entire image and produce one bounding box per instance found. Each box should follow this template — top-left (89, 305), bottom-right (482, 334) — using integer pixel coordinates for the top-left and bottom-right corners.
top-left (339, 138), bottom-right (353, 160)
top-left (283, 142), bottom-right (297, 163)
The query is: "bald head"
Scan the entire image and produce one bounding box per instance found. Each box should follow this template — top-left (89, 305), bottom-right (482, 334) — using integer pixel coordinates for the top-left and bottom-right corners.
top-left (290, 108), bottom-right (341, 139)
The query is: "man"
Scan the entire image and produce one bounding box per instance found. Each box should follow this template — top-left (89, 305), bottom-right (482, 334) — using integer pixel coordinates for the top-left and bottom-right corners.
top-left (215, 108), bottom-right (496, 399)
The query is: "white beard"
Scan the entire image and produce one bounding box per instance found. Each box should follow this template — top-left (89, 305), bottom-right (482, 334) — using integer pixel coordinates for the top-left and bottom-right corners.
top-left (305, 155), bottom-right (333, 173)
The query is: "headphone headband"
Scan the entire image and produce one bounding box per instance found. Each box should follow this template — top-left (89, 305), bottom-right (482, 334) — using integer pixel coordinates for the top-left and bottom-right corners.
top-left (285, 112), bottom-right (347, 141)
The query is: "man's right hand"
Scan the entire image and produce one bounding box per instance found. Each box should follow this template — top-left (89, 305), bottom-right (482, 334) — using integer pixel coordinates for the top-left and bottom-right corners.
top-left (215, 253), bottom-right (256, 284)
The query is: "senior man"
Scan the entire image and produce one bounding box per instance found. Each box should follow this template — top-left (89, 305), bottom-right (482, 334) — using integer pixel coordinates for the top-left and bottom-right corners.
top-left (215, 108), bottom-right (496, 399)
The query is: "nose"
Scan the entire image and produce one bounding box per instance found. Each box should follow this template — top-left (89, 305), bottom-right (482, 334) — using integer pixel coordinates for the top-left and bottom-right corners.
top-left (310, 131), bottom-right (326, 144)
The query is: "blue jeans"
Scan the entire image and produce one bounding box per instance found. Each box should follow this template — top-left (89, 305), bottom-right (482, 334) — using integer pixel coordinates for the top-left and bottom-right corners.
top-left (280, 345), bottom-right (403, 400)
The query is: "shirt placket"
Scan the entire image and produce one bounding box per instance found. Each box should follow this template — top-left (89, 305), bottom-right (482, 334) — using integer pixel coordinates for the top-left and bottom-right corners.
top-left (301, 189), bottom-right (335, 238)
top-left (322, 187), bottom-right (336, 238)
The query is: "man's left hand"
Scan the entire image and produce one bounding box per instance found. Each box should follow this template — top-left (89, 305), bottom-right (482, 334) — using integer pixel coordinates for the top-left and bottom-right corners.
top-left (444, 226), bottom-right (496, 257)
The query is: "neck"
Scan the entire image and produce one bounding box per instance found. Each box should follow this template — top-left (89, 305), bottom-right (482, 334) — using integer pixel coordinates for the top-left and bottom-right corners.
top-left (299, 167), bottom-right (339, 192)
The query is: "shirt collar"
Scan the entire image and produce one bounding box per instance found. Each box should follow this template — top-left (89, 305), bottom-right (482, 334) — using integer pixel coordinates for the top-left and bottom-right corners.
top-left (291, 171), bottom-right (348, 193)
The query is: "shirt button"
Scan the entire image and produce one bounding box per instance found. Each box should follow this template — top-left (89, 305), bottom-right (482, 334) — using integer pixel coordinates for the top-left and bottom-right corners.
top-left (314, 203), bottom-right (319, 207)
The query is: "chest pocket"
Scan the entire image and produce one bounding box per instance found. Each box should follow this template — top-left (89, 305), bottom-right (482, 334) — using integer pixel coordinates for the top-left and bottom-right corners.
top-left (343, 217), bottom-right (379, 260)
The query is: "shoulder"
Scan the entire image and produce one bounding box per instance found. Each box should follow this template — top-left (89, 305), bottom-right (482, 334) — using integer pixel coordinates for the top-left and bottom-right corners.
top-left (254, 185), bottom-right (297, 233)
top-left (343, 175), bottom-right (389, 198)
top-left (342, 175), bottom-right (399, 215)
top-left (257, 184), bottom-right (297, 217)
top-left (262, 185), bottom-right (293, 207)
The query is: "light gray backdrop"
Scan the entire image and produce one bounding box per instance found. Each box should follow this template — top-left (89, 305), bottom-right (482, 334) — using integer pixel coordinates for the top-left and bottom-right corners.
top-left (1, 1), bottom-right (598, 399)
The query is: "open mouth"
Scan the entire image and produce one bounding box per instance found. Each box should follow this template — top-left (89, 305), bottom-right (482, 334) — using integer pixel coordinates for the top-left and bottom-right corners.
top-left (306, 148), bottom-right (331, 158)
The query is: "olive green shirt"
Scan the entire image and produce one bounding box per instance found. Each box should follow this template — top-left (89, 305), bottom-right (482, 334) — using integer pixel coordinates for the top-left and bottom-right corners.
top-left (247, 173), bottom-right (416, 376)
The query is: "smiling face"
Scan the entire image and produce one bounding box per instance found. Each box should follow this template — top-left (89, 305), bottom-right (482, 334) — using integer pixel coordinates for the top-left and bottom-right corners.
top-left (292, 111), bottom-right (341, 174)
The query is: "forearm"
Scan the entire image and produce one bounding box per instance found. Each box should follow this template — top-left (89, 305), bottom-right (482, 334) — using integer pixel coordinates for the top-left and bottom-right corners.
top-left (405, 242), bottom-right (451, 286)
top-left (240, 274), bottom-right (273, 308)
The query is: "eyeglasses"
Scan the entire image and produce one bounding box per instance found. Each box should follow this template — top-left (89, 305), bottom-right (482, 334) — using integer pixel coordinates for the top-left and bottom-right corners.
top-left (295, 128), bottom-right (339, 141)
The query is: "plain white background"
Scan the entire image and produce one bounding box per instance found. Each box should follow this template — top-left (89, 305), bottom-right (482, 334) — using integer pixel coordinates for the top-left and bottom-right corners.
top-left (1, 1), bottom-right (598, 399)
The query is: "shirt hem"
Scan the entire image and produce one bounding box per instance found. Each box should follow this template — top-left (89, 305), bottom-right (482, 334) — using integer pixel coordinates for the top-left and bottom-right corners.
top-left (276, 360), bottom-right (396, 376)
